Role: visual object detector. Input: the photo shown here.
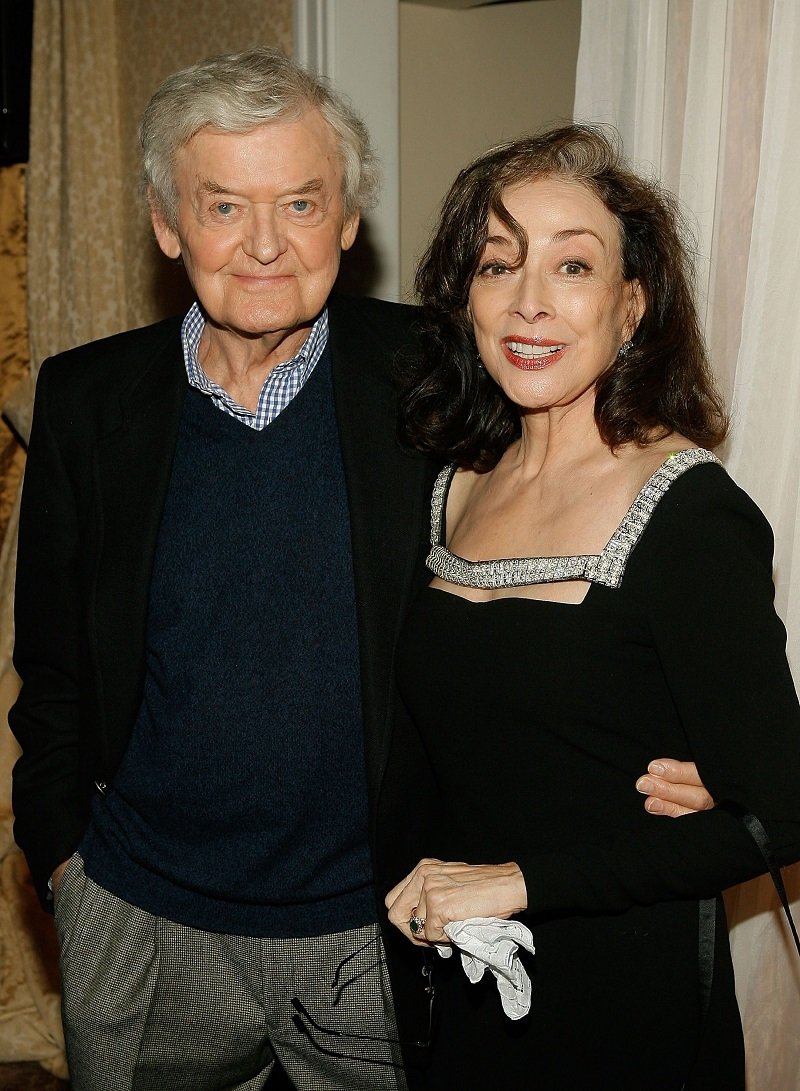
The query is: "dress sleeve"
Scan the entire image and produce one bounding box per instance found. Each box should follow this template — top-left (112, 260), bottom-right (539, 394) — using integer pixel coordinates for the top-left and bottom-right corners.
top-left (521, 465), bottom-right (800, 919)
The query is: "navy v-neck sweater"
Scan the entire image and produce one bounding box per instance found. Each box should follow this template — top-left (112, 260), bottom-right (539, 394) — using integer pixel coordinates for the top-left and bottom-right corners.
top-left (81, 349), bottom-right (376, 936)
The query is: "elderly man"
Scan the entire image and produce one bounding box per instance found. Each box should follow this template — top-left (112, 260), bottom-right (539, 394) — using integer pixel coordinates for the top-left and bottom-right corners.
top-left (10, 48), bottom-right (709, 1091)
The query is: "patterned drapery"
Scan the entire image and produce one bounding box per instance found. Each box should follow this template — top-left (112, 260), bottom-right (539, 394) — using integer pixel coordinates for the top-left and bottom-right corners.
top-left (0, 0), bottom-right (292, 1072)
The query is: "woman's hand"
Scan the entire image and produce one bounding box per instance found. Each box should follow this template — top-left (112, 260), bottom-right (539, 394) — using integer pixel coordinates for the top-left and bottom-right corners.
top-left (636, 758), bottom-right (715, 817)
top-left (385, 858), bottom-right (528, 945)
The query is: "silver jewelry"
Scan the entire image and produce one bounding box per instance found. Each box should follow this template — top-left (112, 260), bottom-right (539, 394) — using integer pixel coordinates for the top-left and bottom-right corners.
top-left (426, 448), bottom-right (719, 591)
top-left (409, 912), bottom-right (426, 936)
top-left (617, 339), bottom-right (633, 357)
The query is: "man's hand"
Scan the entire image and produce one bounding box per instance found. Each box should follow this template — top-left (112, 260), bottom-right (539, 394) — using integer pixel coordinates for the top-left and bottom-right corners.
top-left (50, 859), bottom-right (69, 899)
top-left (636, 759), bottom-right (714, 817)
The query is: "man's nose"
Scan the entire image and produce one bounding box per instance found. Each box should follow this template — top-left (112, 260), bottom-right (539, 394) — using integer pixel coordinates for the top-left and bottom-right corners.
top-left (242, 207), bottom-right (286, 264)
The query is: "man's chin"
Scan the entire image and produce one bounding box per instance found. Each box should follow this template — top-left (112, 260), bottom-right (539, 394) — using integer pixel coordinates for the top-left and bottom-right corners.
top-left (204, 311), bottom-right (314, 347)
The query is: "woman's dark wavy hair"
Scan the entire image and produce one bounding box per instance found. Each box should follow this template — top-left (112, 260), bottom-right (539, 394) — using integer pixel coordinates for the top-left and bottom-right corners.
top-left (400, 124), bottom-right (728, 470)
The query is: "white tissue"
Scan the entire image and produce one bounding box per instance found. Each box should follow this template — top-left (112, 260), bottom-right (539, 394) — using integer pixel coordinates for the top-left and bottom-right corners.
top-left (435, 916), bottom-right (535, 1020)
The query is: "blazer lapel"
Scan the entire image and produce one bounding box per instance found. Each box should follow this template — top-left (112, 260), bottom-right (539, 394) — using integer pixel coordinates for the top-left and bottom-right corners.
top-left (92, 327), bottom-right (187, 768)
top-left (328, 297), bottom-right (436, 806)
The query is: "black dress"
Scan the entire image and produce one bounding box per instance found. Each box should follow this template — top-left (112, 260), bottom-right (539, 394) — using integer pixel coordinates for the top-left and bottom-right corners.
top-left (394, 451), bottom-right (800, 1090)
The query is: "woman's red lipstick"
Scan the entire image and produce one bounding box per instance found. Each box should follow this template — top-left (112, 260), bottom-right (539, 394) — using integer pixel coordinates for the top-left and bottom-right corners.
top-left (501, 337), bottom-right (566, 370)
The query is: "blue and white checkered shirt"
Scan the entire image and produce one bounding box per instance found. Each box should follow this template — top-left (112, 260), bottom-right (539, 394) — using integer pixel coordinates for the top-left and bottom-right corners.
top-left (180, 302), bottom-right (329, 430)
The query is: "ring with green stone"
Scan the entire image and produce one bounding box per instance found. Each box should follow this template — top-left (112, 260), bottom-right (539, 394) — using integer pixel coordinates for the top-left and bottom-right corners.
top-left (409, 912), bottom-right (426, 936)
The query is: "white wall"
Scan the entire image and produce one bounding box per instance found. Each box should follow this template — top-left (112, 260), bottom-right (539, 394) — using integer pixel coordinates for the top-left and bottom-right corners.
top-left (295, 0), bottom-right (400, 301)
top-left (400, 0), bottom-right (581, 298)
top-left (294, 0), bottom-right (583, 302)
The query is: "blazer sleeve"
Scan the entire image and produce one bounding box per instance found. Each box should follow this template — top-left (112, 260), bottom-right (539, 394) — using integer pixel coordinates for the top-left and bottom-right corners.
top-left (519, 466), bottom-right (800, 919)
top-left (9, 358), bottom-right (93, 905)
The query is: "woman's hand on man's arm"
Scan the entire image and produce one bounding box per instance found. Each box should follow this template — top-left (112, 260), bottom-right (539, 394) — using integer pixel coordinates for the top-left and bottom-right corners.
top-left (385, 760), bottom-right (714, 948)
top-left (636, 758), bottom-right (714, 817)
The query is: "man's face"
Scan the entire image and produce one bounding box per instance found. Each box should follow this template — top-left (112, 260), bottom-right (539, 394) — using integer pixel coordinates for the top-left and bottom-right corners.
top-left (151, 111), bottom-right (359, 358)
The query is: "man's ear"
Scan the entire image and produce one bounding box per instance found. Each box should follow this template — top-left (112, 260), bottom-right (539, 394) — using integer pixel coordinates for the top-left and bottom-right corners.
top-left (340, 212), bottom-right (360, 252)
top-left (149, 188), bottom-right (182, 260)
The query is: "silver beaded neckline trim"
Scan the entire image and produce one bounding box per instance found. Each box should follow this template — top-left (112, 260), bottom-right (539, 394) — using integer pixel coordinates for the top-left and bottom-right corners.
top-left (427, 448), bottom-right (720, 590)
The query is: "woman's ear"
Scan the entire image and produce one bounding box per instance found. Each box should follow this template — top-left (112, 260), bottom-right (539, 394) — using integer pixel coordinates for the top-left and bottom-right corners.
top-left (625, 279), bottom-right (645, 340)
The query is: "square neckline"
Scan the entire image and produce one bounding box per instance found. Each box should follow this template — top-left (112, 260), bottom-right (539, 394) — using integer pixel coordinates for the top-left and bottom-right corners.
top-left (426, 448), bottom-right (719, 593)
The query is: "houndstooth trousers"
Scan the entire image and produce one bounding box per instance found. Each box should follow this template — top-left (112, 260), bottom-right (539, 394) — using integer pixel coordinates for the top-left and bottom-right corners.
top-left (54, 854), bottom-right (407, 1090)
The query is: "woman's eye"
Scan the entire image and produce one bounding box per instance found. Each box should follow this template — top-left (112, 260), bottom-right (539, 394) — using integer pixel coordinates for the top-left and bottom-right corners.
top-left (479, 262), bottom-right (509, 277)
top-left (561, 260), bottom-right (589, 275)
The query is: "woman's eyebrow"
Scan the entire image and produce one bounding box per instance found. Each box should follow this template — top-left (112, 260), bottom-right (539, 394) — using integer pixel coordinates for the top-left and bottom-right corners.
top-left (551, 227), bottom-right (604, 246)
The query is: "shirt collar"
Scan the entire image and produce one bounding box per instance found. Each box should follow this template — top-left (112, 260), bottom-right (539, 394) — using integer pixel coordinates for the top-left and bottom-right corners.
top-left (180, 302), bottom-right (329, 403)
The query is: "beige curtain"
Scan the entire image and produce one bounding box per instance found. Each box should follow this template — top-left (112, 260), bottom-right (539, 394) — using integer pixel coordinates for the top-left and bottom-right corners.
top-left (0, 159), bottom-right (66, 1074)
top-left (0, 0), bottom-right (292, 1072)
top-left (575, 2), bottom-right (800, 1087)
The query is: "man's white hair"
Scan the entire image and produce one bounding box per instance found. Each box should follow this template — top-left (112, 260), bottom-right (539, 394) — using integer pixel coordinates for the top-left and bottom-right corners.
top-left (139, 47), bottom-right (379, 228)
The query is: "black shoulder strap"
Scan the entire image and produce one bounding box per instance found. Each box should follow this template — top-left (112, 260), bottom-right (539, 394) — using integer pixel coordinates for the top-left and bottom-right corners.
top-left (697, 898), bottom-right (717, 1018)
top-left (722, 803), bottom-right (800, 959)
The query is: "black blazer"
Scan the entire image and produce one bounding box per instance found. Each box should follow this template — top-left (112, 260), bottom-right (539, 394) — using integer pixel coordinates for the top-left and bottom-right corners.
top-left (10, 293), bottom-right (439, 937)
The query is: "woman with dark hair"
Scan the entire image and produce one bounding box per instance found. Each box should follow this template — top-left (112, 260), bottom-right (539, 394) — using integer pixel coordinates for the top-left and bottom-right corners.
top-left (385, 126), bottom-right (800, 1089)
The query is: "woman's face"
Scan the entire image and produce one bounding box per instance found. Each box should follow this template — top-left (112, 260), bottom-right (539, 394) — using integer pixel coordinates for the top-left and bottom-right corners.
top-left (468, 176), bottom-right (643, 417)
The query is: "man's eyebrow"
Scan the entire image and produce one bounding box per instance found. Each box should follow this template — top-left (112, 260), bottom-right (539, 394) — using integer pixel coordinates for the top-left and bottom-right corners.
top-left (196, 177), bottom-right (326, 196)
top-left (197, 179), bottom-right (232, 196)
top-left (288, 178), bottom-right (325, 196)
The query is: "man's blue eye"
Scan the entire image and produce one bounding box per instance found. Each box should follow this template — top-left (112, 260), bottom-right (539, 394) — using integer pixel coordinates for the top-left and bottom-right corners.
top-left (292, 200), bottom-right (311, 212)
top-left (216, 203), bottom-right (234, 215)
